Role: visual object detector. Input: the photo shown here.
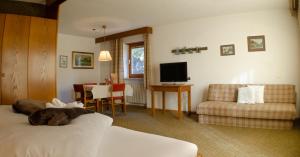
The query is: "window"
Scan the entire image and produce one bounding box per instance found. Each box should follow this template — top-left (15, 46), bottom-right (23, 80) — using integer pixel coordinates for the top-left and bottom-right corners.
top-left (128, 42), bottom-right (144, 78)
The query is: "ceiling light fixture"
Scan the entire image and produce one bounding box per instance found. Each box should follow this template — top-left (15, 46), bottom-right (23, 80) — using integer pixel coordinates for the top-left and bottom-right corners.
top-left (98, 25), bottom-right (112, 61)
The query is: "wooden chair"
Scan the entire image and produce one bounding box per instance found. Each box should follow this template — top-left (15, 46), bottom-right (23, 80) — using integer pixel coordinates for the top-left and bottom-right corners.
top-left (99, 73), bottom-right (117, 113)
top-left (83, 83), bottom-right (98, 111)
top-left (102, 83), bottom-right (126, 117)
top-left (73, 84), bottom-right (84, 103)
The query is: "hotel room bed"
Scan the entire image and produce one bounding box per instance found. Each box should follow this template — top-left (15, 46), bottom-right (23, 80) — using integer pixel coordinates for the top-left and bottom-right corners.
top-left (0, 106), bottom-right (198, 157)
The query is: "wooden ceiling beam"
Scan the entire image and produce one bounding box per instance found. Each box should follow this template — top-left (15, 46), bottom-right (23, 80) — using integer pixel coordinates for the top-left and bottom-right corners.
top-left (0, 1), bottom-right (46, 18)
top-left (95, 27), bottom-right (153, 43)
top-left (46, 0), bottom-right (66, 6)
top-left (0, 0), bottom-right (66, 19)
top-left (46, 0), bottom-right (66, 19)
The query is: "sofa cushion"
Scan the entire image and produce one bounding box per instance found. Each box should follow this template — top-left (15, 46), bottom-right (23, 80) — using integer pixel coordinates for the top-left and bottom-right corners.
top-left (264, 84), bottom-right (296, 104)
top-left (197, 101), bottom-right (296, 120)
top-left (207, 84), bottom-right (244, 102)
top-left (198, 115), bottom-right (294, 129)
top-left (207, 84), bottom-right (296, 104)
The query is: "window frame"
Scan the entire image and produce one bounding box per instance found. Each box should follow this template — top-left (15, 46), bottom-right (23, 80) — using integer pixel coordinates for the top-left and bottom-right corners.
top-left (128, 41), bottom-right (145, 78)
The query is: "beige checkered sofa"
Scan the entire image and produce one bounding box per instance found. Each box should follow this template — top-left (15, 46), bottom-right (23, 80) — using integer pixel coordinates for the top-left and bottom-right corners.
top-left (196, 84), bottom-right (297, 129)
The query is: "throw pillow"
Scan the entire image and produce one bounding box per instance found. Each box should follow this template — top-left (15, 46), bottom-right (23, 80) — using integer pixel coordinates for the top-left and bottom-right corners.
top-left (237, 87), bottom-right (256, 104)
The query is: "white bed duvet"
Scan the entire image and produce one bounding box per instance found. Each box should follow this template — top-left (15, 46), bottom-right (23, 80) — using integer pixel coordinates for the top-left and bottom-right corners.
top-left (99, 126), bottom-right (198, 157)
top-left (0, 106), bottom-right (198, 157)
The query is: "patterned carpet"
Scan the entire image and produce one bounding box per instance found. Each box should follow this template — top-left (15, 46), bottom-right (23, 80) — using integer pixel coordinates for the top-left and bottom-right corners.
top-left (111, 106), bottom-right (300, 157)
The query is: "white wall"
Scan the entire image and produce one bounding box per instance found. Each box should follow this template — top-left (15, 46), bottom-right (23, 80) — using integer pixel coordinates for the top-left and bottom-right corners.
top-left (149, 10), bottom-right (300, 115)
top-left (57, 33), bottom-right (100, 102)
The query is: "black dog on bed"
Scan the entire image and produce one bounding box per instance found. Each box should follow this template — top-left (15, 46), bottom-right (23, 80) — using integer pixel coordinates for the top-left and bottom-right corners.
top-left (12, 99), bottom-right (94, 126)
top-left (29, 108), bottom-right (94, 126)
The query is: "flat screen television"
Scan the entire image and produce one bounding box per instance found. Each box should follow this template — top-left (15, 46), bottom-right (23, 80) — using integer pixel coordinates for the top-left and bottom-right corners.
top-left (160, 62), bottom-right (188, 82)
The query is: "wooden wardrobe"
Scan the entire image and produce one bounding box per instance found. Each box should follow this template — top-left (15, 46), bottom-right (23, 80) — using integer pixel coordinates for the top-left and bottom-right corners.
top-left (0, 14), bottom-right (56, 105)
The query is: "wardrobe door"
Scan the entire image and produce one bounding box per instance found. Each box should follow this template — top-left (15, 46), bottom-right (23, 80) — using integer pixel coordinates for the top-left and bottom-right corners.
top-left (0, 14), bottom-right (5, 104)
top-left (1, 14), bottom-right (30, 105)
top-left (28, 17), bottom-right (56, 101)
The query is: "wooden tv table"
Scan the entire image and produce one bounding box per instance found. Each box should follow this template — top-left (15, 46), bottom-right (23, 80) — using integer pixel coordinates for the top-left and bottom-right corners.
top-left (150, 84), bottom-right (192, 119)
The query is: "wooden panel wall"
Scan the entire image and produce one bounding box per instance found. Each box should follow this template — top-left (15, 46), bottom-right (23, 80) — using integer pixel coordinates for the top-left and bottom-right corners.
top-left (0, 14), bottom-right (6, 104)
top-left (28, 17), bottom-right (56, 101)
top-left (1, 14), bottom-right (30, 104)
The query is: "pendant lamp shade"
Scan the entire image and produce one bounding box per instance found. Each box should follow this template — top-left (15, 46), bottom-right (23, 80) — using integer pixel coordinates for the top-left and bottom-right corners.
top-left (98, 25), bottom-right (112, 62)
top-left (99, 50), bottom-right (112, 61)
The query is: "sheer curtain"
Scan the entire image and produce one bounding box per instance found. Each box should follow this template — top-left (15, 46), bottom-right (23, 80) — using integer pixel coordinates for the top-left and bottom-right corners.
top-left (112, 38), bottom-right (124, 83)
top-left (143, 33), bottom-right (151, 89)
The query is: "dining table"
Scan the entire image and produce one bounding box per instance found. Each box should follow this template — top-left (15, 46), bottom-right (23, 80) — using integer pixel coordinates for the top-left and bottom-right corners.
top-left (83, 84), bottom-right (134, 100)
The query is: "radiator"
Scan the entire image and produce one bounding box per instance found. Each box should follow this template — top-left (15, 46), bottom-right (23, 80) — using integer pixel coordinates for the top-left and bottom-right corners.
top-left (125, 79), bottom-right (146, 104)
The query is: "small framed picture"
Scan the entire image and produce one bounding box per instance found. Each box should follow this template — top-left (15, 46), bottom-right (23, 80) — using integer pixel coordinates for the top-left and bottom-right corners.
top-left (247, 35), bottom-right (265, 52)
top-left (72, 51), bottom-right (94, 69)
top-left (220, 44), bottom-right (235, 56)
top-left (59, 55), bottom-right (68, 68)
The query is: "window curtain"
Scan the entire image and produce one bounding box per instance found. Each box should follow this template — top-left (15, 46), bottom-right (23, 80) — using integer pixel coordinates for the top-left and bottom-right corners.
top-left (112, 38), bottom-right (124, 83)
top-left (109, 40), bottom-right (116, 78)
top-left (143, 34), bottom-right (151, 89)
top-left (118, 38), bottom-right (124, 83)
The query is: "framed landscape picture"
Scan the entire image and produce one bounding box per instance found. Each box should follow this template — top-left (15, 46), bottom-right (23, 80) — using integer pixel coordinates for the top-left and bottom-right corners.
top-left (220, 44), bottom-right (235, 56)
top-left (247, 35), bottom-right (265, 52)
top-left (72, 51), bottom-right (94, 69)
top-left (59, 55), bottom-right (68, 68)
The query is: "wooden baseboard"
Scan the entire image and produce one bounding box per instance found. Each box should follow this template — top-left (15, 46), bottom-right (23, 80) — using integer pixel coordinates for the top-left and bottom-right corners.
top-left (145, 106), bottom-right (196, 114)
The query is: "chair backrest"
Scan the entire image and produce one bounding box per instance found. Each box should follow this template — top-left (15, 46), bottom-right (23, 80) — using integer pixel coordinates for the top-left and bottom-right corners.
top-left (110, 73), bottom-right (118, 84)
top-left (207, 84), bottom-right (296, 104)
top-left (73, 84), bottom-right (84, 94)
top-left (73, 84), bottom-right (84, 102)
top-left (91, 85), bottom-right (110, 99)
top-left (110, 83), bottom-right (126, 99)
top-left (83, 84), bottom-right (96, 99)
top-left (112, 83), bottom-right (125, 92)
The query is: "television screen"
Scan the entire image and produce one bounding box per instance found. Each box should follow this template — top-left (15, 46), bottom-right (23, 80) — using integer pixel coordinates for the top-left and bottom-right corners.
top-left (160, 62), bottom-right (188, 82)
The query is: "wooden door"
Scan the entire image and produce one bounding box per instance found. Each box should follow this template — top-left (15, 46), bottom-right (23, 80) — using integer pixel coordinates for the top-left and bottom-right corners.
top-left (0, 14), bottom-right (6, 104)
top-left (28, 17), bottom-right (56, 101)
top-left (1, 14), bottom-right (30, 105)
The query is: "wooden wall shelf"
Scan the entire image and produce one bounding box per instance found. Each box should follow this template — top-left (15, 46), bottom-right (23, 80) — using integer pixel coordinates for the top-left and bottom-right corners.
top-left (171, 46), bottom-right (208, 55)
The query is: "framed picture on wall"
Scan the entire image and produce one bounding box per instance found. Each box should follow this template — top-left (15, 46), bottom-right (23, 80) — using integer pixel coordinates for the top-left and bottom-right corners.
top-left (59, 55), bottom-right (68, 68)
top-left (220, 44), bottom-right (235, 56)
top-left (247, 35), bottom-right (266, 52)
top-left (72, 51), bottom-right (94, 69)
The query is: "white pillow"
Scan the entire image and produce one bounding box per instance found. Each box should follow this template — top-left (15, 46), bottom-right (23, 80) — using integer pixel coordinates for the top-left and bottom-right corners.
top-left (248, 85), bottom-right (264, 103)
top-left (237, 87), bottom-right (256, 104)
top-left (46, 98), bottom-right (84, 108)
